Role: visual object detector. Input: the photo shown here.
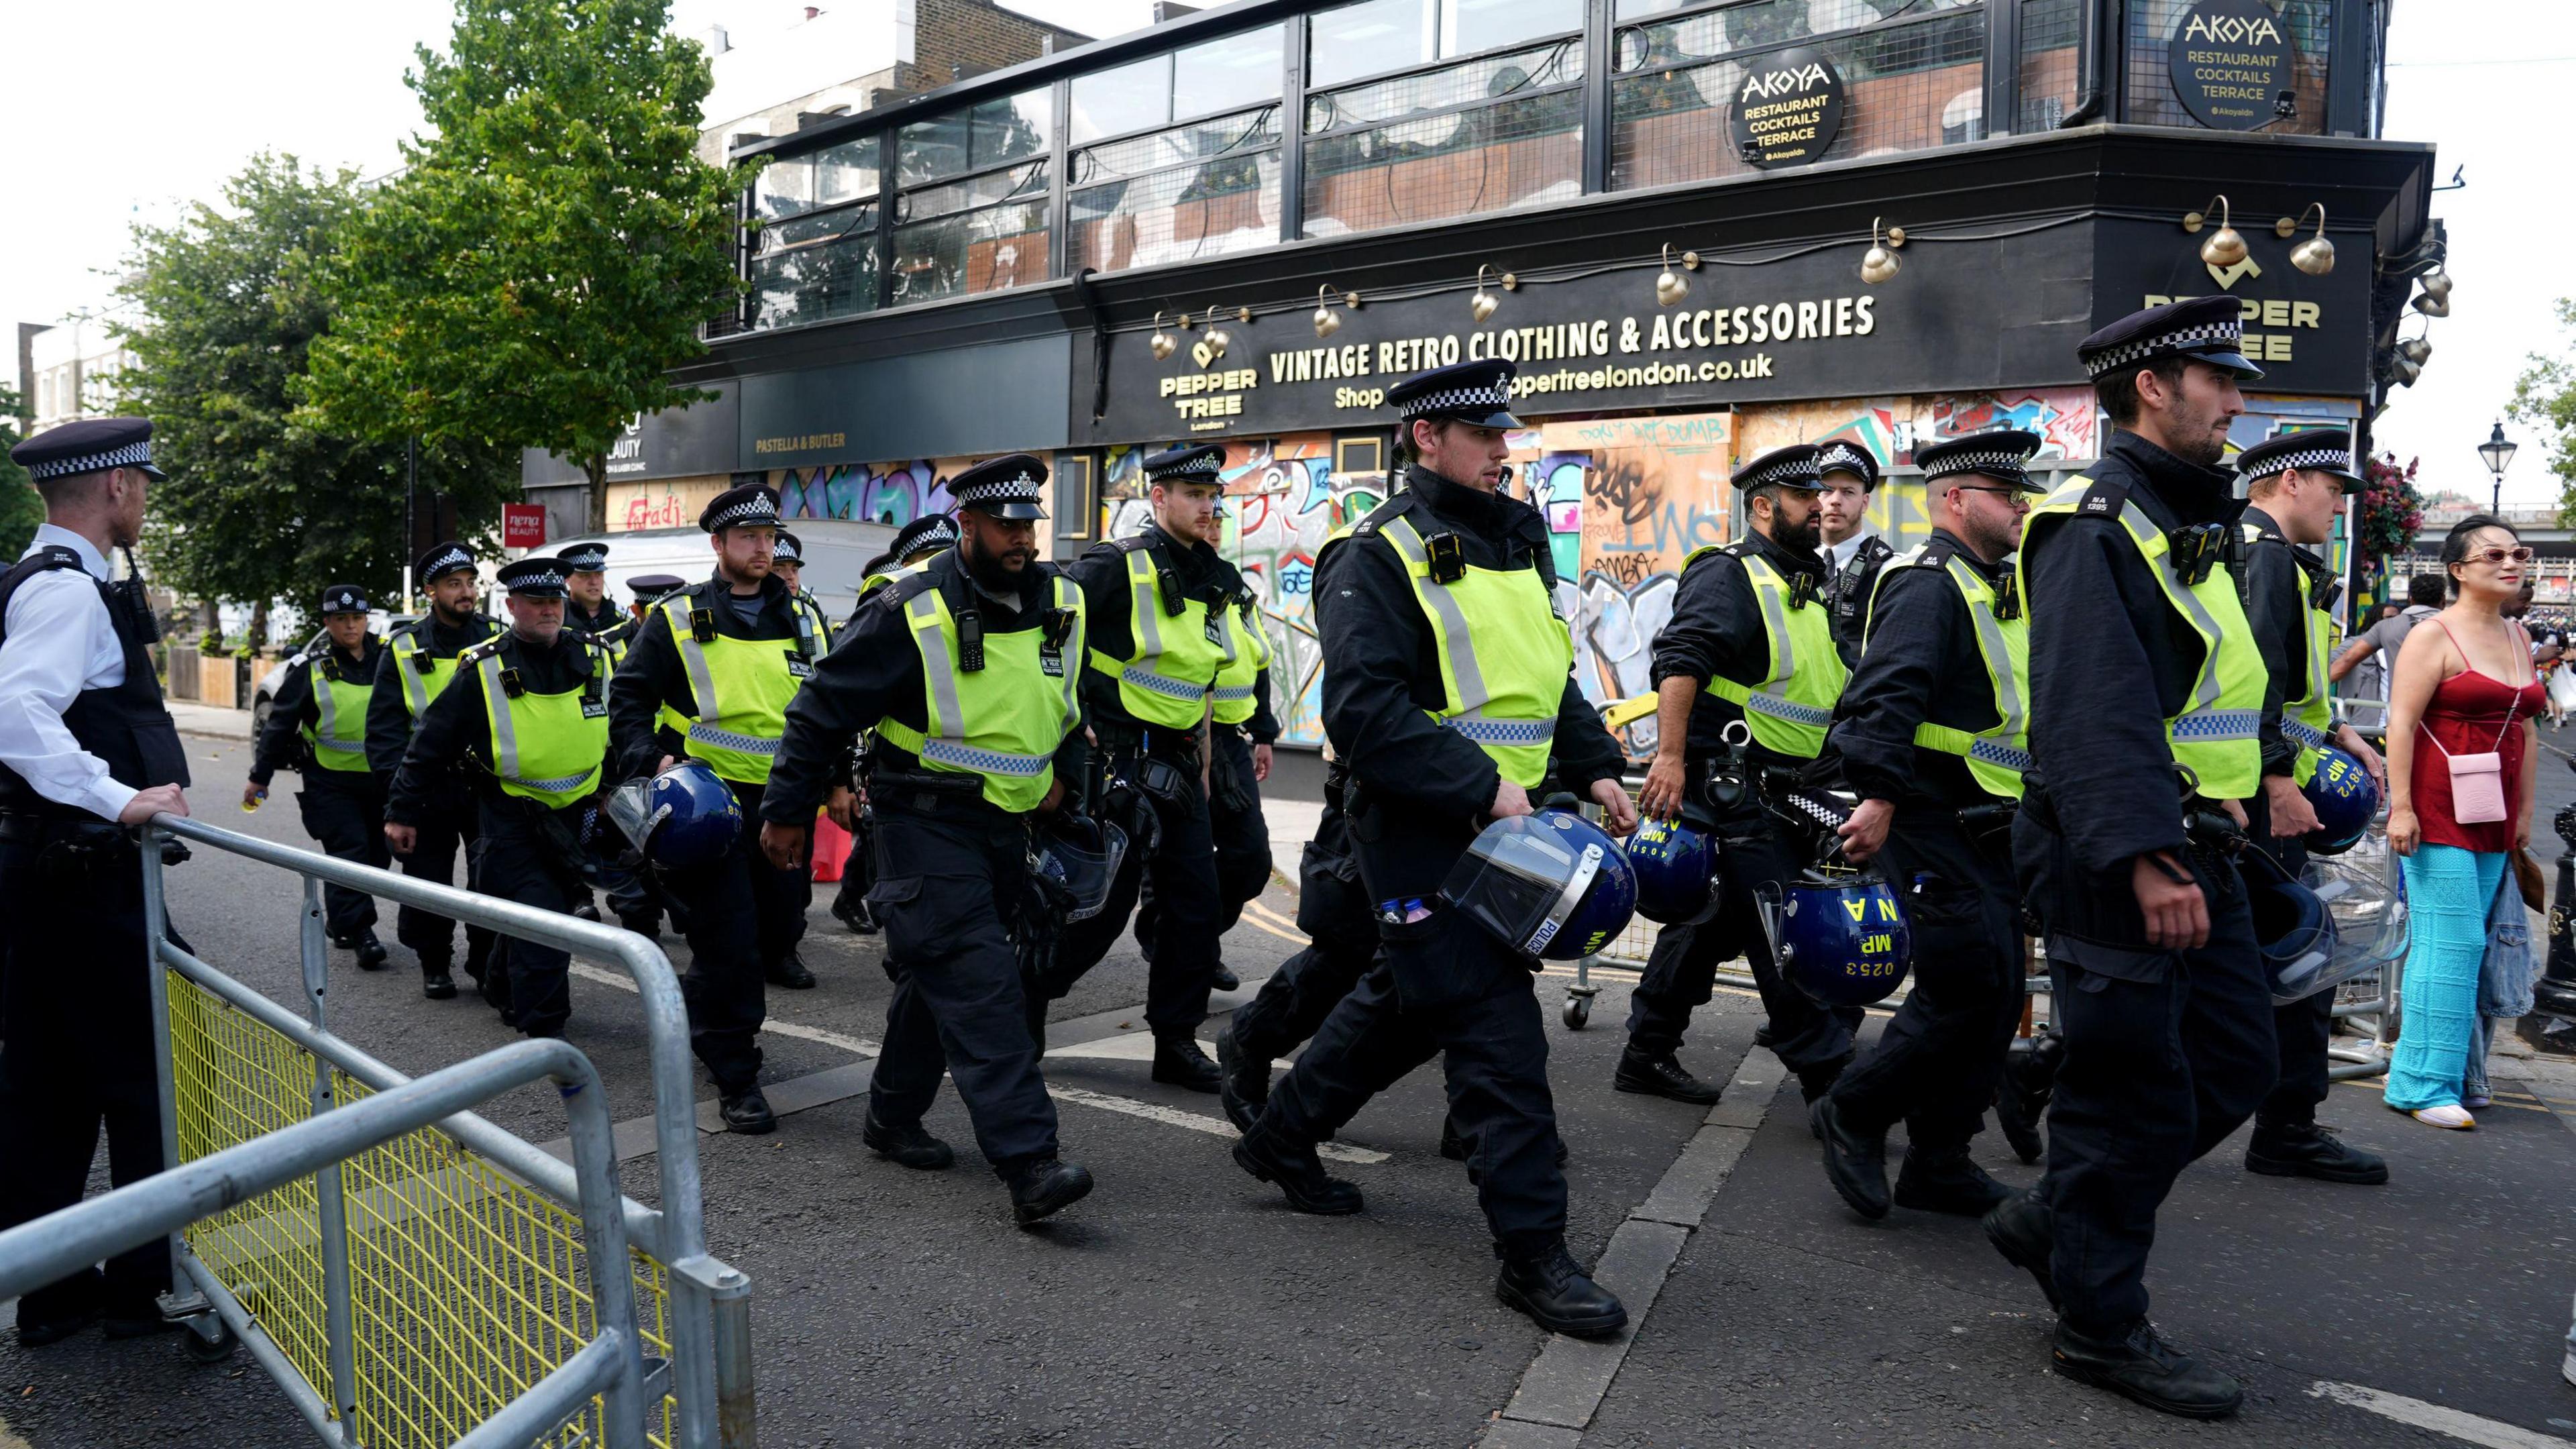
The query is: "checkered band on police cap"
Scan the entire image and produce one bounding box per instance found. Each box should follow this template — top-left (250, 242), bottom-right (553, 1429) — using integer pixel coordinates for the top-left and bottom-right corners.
top-left (559, 543), bottom-right (608, 572)
top-left (702, 488), bottom-right (780, 531)
top-left (2236, 427), bottom-right (2357, 482)
top-left (417, 543), bottom-right (475, 584)
top-left (499, 558), bottom-right (567, 594)
top-left (1401, 379), bottom-right (1511, 421)
top-left (1144, 443), bottom-right (1225, 481)
top-left (1731, 444), bottom-right (1823, 492)
top-left (25, 437), bottom-right (152, 482)
top-left (1917, 429), bottom-right (2043, 485)
top-left (954, 469), bottom-right (1043, 508)
top-left (2082, 319), bottom-right (2243, 378)
top-left (2078, 296), bottom-right (2253, 380)
top-left (1815, 440), bottom-right (1878, 486)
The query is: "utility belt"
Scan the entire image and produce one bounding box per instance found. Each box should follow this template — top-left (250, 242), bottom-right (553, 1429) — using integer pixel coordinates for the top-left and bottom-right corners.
top-left (1093, 719), bottom-right (1200, 806)
top-left (0, 810), bottom-right (189, 883)
top-left (869, 766), bottom-right (1020, 824)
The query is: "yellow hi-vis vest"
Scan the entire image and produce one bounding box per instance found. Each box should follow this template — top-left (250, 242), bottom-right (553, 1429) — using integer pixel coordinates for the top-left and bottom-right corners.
top-left (659, 592), bottom-right (811, 785)
top-left (2021, 476), bottom-right (2265, 800)
top-left (298, 644), bottom-right (376, 773)
top-left (875, 572), bottom-right (1084, 812)
top-left (390, 617), bottom-right (498, 730)
top-left (1348, 511), bottom-right (1571, 788)
top-left (1212, 595), bottom-right (1271, 727)
top-left (1689, 547), bottom-right (1846, 759)
top-left (1088, 543), bottom-right (1234, 729)
top-left (1864, 544), bottom-right (2031, 800)
top-left (468, 638), bottom-right (611, 808)
top-left (2243, 523), bottom-right (2339, 787)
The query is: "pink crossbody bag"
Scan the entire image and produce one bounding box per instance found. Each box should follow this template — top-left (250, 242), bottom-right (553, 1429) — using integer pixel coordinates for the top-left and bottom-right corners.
top-left (2418, 620), bottom-right (2527, 824)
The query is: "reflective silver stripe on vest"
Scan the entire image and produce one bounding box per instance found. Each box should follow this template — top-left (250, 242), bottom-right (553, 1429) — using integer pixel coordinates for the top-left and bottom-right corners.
top-left (903, 576), bottom-right (1071, 772)
top-left (1968, 737), bottom-right (2037, 773)
top-left (1444, 716), bottom-right (1554, 746)
top-left (1123, 664), bottom-right (1211, 701)
top-left (917, 739), bottom-right (1049, 775)
top-left (311, 669), bottom-right (363, 747)
top-left (1743, 691), bottom-right (1835, 727)
top-left (1747, 559), bottom-right (1795, 686)
top-left (1947, 556), bottom-right (2027, 745)
top-left (687, 722), bottom-right (779, 756)
top-left (2123, 500), bottom-right (2227, 714)
top-left (1054, 575), bottom-right (1082, 725)
top-left (2281, 716), bottom-right (2332, 750)
top-left (476, 655), bottom-right (523, 786)
top-left (2173, 708), bottom-right (2261, 741)
top-left (667, 599), bottom-right (725, 724)
top-left (510, 769), bottom-right (595, 794)
top-left (1212, 684), bottom-right (1257, 702)
top-left (1380, 518), bottom-right (1492, 712)
top-left (1128, 551), bottom-right (1163, 661)
top-left (396, 636), bottom-right (430, 720)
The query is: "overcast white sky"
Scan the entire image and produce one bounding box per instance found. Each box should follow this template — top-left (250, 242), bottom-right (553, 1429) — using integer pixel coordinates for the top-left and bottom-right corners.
top-left (1, 0), bottom-right (2561, 500)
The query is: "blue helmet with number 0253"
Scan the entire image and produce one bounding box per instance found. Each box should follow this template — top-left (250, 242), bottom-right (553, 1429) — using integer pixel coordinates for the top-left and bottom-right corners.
top-left (2302, 745), bottom-right (2378, 855)
top-left (604, 759), bottom-right (743, 870)
top-left (1442, 810), bottom-right (1638, 961)
top-left (1625, 817), bottom-right (1720, 924)
top-left (1756, 865), bottom-right (1912, 1008)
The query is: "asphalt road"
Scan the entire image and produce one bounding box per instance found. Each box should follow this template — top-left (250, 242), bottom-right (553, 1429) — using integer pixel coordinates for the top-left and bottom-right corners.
top-left (5, 733), bottom-right (2576, 1448)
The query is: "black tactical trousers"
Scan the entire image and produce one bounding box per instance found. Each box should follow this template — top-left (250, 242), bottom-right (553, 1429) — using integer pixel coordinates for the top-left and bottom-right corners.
top-left (470, 796), bottom-right (590, 1038)
top-left (865, 802), bottom-right (1060, 1167)
top-left (295, 767), bottom-right (389, 939)
top-left (1828, 808), bottom-right (2024, 1155)
top-left (1259, 802), bottom-right (1566, 1258)
top-left (392, 782), bottom-right (496, 979)
top-left (0, 828), bottom-right (176, 1324)
top-left (1228, 781), bottom-right (1377, 1062)
top-left (662, 780), bottom-right (800, 1095)
top-left (2243, 793), bottom-right (2333, 1130)
top-left (1140, 729), bottom-right (1273, 963)
top-left (1040, 752), bottom-right (1222, 1036)
top-left (1625, 783), bottom-right (1864, 1073)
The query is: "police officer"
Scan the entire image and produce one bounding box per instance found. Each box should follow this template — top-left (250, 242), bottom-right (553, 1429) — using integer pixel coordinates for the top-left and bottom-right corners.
top-left (1813, 430), bottom-right (2045, 1223)
top-left (2234, 428), bottom-right (2389, 1185)
top-left (1035, 443), bottom-right (1245, 1091)
top-left (560, 542), bottom-right (639, 661)
top-left (1632, 444), bottom-right (1860, 1107)
top-left (246, 584), bottom-right (391, 969)
top-left (1234, 360), bottom-right (1638, 1336)
top-left (608, 482), bottom-right (815, 1133)
top-left (368, 542), bottom-right (502, 1002)
top-left (1816, 439), bottom-right (1892, 668)
top-left (759, 527), bottom-right (834, 985)
top-left (606, 573), bottom-right (692, 941)
top-left (772, 530), bottom-right (836, 647)
top-left (0, 418), bottom-right (194, 1344)
top-left (1984, 296), bottom-right (2278, 1418)
top-left (758, 455), bottom-right (1096, 1224)
top-left (831, 513), bottom-right (961, 936)
top-left (385, 557), bottom-right (613, 1040)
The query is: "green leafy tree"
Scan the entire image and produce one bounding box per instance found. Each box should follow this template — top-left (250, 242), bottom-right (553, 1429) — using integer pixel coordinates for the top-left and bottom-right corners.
top-left (2509, 298), bottom-right (2576, 525)
top-left (299, 0), bottom-right (743, 533)
top-left (116, 154), bottom-right (514, 634)
top-left (0, 385), bottom-right (37, 560)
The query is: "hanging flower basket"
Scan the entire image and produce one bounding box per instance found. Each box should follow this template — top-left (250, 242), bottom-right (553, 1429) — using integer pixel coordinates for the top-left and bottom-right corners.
top-left (2357, 453), bottom-right (2425, 563)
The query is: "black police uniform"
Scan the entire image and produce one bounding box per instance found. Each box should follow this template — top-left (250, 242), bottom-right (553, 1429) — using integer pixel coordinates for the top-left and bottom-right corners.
top-left (0, 417), bottom-right (192, 1336)
top-left (827, 517), bottom-right (963, 938)
top-left (1817, 441), bottom-right (1894, 670)
top-left (1820, 517), bottom-right (2029, 1218)
top-left (368, 588), bottom-right (502, 991)
top-left (1633, 524), bottom-right (1864, 1097)
top-left (253, 623), bottom-right (391, 950)
top-left (1246, 450), bottom-right (1627, 1307)
top-left (388, 612), bottom-right (611, 1040)
top-left (1216, 753), bottom-right (1377, 1128)
top-left (1135, 618), bottom-right (1278, 991)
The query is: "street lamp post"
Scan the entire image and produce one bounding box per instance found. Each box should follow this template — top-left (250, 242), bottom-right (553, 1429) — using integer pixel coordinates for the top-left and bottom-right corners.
top-left (2479, 420), bottom-right (2518, 515)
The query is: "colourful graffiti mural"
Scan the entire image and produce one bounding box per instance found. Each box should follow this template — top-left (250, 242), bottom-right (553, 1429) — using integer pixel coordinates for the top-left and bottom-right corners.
top-left (772, 458), bottom-right (965, 527)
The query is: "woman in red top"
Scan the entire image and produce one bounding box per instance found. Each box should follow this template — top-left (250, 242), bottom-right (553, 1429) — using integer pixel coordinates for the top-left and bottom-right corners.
top-left (2383, 515), bottom-right (2546, 1128)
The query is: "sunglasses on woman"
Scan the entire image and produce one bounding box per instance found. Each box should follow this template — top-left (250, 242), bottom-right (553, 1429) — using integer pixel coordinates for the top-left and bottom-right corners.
top-left (2466, 546), bottom-right (2534, 565)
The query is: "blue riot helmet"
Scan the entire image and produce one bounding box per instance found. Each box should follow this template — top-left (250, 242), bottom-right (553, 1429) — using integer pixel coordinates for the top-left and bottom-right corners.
top-left (2302, 745), bottom-right (2379, 855)
top-left (603, 759), bottom-right (743, 869)
top-left (1442, 810), bottom-right (1638, 961)
top-left (1625, 817), bottom-right (1720, 924)
top-left (1755, 865), bottom-right (1911, 1008)
top-left (1028, 812), bottom-right (1129, 923)
top-left (2239, 843), bottom-right (2341, 1004)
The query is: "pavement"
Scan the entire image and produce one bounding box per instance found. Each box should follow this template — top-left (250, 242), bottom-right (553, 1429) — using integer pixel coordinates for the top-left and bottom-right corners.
top-left (3, 734), bottom-right (2576, 1447)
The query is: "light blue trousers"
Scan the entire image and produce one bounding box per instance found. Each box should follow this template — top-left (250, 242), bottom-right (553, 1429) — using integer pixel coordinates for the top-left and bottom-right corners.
top-left (2384, 845), bottom-right (2506, 1112)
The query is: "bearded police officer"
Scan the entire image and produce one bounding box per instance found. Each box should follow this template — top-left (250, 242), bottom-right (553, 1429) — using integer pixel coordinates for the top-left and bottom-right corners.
top-left (610, 483), bottom-right (814, 1132)
top-left (560, 543), bottom-right (639, 661)
top-left (2234, 427), bottom-right (2390, 1186)
top-left (386, 558), bottom-right (612, 1040)
top-left (0, 418), bottom-right (194, 1344)
top-left (1984, 296), bottom-right (2278, 1419)
top-left (1632, 444), bottom-right (1860, 1108)
top-left (832, 513), bottom-right (963, 936)
top-left (1813, 430), bottom-right (2044, 1224)
top-left (248, 584), bottom-right (392, 969)
top-left (1816, 438), bottom-right (1892, 668)
top-left (370, 542), bottom-right (501, 1001)
top-left (759, 455), bottom-right (1097, 1224)
top-left (1033, 443), bottom-right (1246, 1091)
top-left (1232, 360), bottom-right (1638, 1336)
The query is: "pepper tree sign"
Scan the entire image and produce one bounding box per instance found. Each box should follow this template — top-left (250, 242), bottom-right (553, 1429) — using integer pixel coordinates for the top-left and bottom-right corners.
top-left (1729, 46), bottom-right (1845, 168)
top-left (2167, 0), bottom-right (2296, 130)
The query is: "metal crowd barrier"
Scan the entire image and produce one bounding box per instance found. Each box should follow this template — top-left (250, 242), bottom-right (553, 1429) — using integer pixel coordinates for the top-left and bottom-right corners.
top-left (124, 814), bottom-right (755, 1448)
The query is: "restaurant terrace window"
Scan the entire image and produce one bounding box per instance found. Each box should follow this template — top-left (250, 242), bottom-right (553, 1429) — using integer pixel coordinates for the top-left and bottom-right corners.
top-left (747, 135), bottom-right (881, 329)
top-left (1608, 0), bottom-right (1986, 193)
top-left (1067, 26), bottom-right (1287, 272)
top-left (1301, 0), bottom-right (1587, 237)
top-left (892, 87), bottom-right (1055, 306)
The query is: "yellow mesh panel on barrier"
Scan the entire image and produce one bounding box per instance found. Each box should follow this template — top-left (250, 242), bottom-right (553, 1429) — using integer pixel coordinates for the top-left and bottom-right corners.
top-left (166, 972), bottom-right (676, 1448)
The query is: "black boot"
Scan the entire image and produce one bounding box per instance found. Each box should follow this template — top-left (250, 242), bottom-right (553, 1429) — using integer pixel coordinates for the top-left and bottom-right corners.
top-left (571, 901), bottom-right (601, 923)
top-left (1495, 1244), bottom-right (1627, 1338)
top-left (1613, 1046), bottom-right (1725, 1104)
top-left (764, 952), bottom-right (817, 989)
top-left (830, 893), bottom-right (877, 935)
top-left (1797, 1053), bottom-right (1852, 1139)
top-left (1216, 1026), bottom-right (1269, 1132)
top-left (352, 928), bottom-right (388, 970)
top-left (1892, 1147), bottom-right (2011, 1216)
top-left (1002, 1156), bottom-right (1094, 1225)
top-left (1151, 1034), bottom-right (1222, 1093)
top-left (420, 953), bottom-right (458, 1001)
top-left (1232, 1128), bottom-right (1363, 1214)
top-left (1211, 963), bottom-right (1241, 992)
top-left (863, 1110), bottom-right (955, 1170)
top-left (1982, 1191), bottom-right (2059, 1309)
top-left (1813, 1097), bottom-right (1890, 1220)
top-left (2051, 1318), bottom-right (2243, 1419)
top-left (719, 1087), bottom-right (777, 1135)
top-left (2245, 1121), bottom-right (2389, 1185)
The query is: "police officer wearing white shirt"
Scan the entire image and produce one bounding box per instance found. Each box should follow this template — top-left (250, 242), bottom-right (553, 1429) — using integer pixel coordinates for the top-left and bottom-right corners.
top-left (0, 417), bottom-right (195, 1345)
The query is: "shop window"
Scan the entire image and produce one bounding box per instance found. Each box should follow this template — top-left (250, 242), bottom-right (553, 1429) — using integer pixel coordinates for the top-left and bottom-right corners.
top-left (1301, 36), bottom-right (1585, 237)
top-left (1069, 107), bottom-right (1283, 272)
top-left (1054, 453), bottom-right (1099, 541)
top-left (2015, 0), bottom-right (2081, 131)
top-left (891, 87), bottom-right (1055, 305)
top-left (746, 133), bottom-right (883, 330)
top-left (1609, 0), bottom-right (1985, 193)
top-left (2124, 0), bottom-right (2329, 135)
top-left (1070, 25), bottom-right (1286, 145)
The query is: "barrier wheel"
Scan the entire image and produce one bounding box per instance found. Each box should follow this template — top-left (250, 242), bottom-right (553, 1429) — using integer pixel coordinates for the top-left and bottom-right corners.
top-left (181, 1317), bottom-right (237, 1364)
top-left (1562, 995), bottom-right (1591, 1030)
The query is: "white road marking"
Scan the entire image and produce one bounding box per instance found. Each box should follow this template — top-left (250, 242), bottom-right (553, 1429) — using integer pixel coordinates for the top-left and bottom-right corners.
top-left (1046, 1084), bottom-right (1390, 1165)
top-left (2307, 1381), bottom-right (2576, 1448)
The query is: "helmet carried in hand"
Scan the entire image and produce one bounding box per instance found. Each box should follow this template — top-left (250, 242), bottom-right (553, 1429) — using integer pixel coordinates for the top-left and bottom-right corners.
top-left (1756, 865), bottom-right (1911, 1008)
top-left (1625, 817), bottom-right (1720, 924)
top-left (2302, 745), bottom-right (2379, 855)
top-left (603, 759), bottom-right (743, 870)
top-left (1442, 810), bottom-right (1638, 961)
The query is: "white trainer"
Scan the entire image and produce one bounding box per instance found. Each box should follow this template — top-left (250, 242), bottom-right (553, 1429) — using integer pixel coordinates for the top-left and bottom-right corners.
top-left (2410, 1104), bottom-right (2475, 1130)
